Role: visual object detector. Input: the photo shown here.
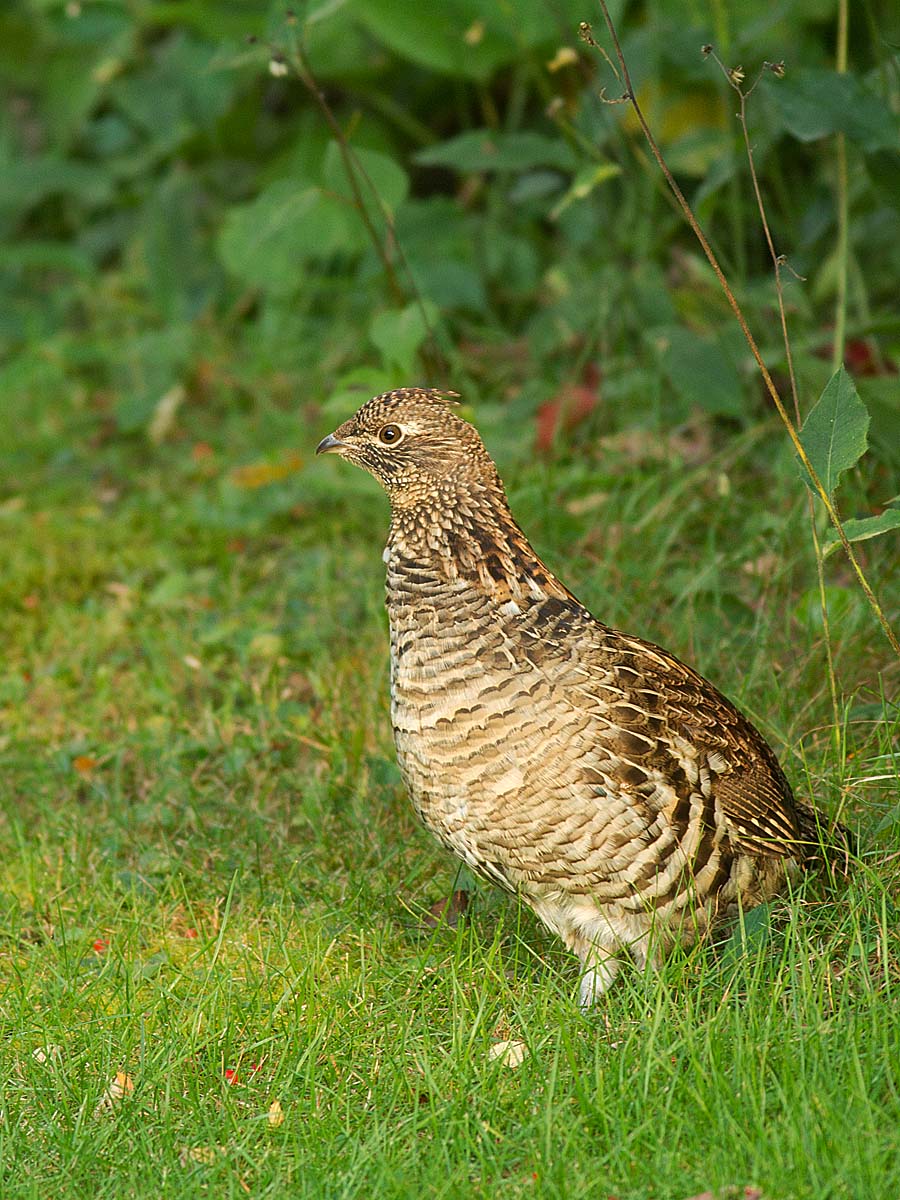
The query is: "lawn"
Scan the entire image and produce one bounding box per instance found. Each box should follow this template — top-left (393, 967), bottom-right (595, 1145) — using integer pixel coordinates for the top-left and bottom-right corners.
top-left (1, 368), bottom-right (898, 1199)
top-left (2, 2), bottom-right (899, 1196)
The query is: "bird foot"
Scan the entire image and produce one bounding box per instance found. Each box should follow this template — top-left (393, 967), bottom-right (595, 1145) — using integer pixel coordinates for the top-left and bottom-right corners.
top-left (578, 955), bottom-right (621, 1010)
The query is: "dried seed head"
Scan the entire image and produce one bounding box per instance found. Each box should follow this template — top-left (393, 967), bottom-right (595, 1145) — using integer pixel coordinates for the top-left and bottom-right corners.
top-left (578, 22), bottom-right (597, 47)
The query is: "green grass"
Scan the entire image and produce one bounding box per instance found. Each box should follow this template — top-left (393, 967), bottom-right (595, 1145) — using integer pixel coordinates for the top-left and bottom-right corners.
top-left (1, 380), bottom-right (898, 1200)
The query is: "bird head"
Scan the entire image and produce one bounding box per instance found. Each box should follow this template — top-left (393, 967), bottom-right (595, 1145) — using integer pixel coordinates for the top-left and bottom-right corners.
top-left (316, 387), bottom-right (494, 507)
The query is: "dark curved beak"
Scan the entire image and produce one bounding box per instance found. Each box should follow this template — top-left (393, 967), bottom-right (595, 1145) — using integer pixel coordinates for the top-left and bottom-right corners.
top-left (316, 433), bottom-right (346, 456)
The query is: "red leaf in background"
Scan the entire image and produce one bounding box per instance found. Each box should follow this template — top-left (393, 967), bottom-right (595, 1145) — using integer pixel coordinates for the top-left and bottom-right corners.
top-left (93, 938), bottom-right (108, 953)
top-left (817, 337), bottom-right (896, 377)
top-left (535, 364), bottom-right (601, 453)
top-left (843, 338), bottom-right (896, 376)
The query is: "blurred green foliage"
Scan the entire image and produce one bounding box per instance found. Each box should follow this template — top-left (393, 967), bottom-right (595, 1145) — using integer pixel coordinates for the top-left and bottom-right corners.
top-left (2, 0), bottom-right (899, 514)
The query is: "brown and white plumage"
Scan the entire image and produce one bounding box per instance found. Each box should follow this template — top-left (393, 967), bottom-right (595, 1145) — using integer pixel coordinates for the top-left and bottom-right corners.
top-left (317, 387), bottom-right (843, 1006)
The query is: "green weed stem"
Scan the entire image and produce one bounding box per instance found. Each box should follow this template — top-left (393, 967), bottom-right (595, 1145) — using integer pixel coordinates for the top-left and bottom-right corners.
top-left (706, 49), bottom-right (842, 744)
top-left (832, 0), bottom-right (849, 374)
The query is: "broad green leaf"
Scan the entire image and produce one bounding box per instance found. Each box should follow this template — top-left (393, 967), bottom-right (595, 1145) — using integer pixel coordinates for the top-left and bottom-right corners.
top-left (369, 302), bottom-right (438, 375)
top-left (798, 367), bottom-right (869, 498)
top-left (394, 197), bottom-right (486, 312)
top-left (550, 163), bottom-right (622, 219)
top-left (219, 148), bottom-right (407, 293)
top-left (321, 367), bottom-right (401, 420)
top-left (112, 33), bottom-right (235, 135)
top-left (416, 131), bottom-right (576, 173)
top-left (346, 0), bottom-right (531, 80)
top-left (0, 240), bottom-right (94, 277)
top-left (218, 181), bottom-right (351, 292)
top-left (0, 157), bottom-right (113, 231)
top-left (322, 143), bottom-right (409, 216)
top-left (406, 259), bottom-right (486, 313)
top-left (349, 0), bottom-right (625, 79)
top-left (823, 509), bottom-right (900, 558)
top-left (718, 901), bottom-right (772, 967)
top-left (768, 69), bottom-right (899, 152)
top-left (654, 326), bottom-right (744, 419)
top-left (866, 149), bottom-right (900, 205)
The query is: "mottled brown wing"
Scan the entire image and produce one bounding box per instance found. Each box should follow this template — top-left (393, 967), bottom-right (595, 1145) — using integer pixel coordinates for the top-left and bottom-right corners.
top-left (601, 628), bottom-right (803, 858)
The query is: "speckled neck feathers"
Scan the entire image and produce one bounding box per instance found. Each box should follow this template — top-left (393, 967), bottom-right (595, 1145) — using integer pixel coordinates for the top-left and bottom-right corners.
top-left (386, 466), bottom-right (571, 606)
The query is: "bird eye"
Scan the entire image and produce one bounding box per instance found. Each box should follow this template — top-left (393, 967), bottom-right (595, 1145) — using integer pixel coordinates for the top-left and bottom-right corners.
top-left (378, 423), bottom-right (403, 445)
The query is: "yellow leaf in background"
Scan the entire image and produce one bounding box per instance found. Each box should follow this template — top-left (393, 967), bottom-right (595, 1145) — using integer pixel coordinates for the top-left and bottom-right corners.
top-left (92, 57), bottom-right (123, 84)
top-left (73, 755), bottom-right (97, 776)
top-left (267, 1098), bottom-right (285, 1128)
top-left (104, 581), bottom-right (134, 610)
top-left (547, 47), bottom-right (579, 72)
top-left (231, 452), bottom-right (303, 490)
top-left (248, 633), bottom-right (284, 661)
top-left (464, 20), bottom-right (484, 46)
top-left (113, 1071), bottom-right (134, 1095)
top-left (622, 82), bottom-right (726, 173)
top-left (148, 384), bottom-right (186, 445)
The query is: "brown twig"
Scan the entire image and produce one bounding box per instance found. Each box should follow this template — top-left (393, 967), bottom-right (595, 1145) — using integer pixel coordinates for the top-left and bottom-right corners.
top-left (581, 10), bottom-right (900, 659)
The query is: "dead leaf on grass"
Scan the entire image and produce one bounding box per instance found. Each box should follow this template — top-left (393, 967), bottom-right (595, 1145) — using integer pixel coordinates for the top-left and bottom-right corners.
top-left (488, 1040), bottom-right (529, 1068)
top-left (422, 889), bottom-right (470, 929)
top-left (94, 1071), bottom-right (134, 1116)
top-left (231, 452), bottom-right (302, 490)
top-left (32, 1045), bottom-right (62, 1065)
top-left (179, 1145), bottom-right (226, 1167)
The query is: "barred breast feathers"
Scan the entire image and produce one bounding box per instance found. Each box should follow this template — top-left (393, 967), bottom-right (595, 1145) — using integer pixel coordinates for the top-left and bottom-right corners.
top-left (317, 388), bottom-right (847, 1007)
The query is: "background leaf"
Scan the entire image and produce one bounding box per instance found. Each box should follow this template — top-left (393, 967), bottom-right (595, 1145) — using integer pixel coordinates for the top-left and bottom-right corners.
top-left (369, 301), bottom-right (438, 375)
top-left (653, 326), bottom-right (744, 419)
top-left (823, 509), bottom-right (900, 557)
top-left (798, 367), bottom-right (870, 497)
top-left (415, 130), bottom-right (576, 173)
top-left (768, 69), bottom-right (900, 152)
top-left (217, 181), bottom-right (350, 292)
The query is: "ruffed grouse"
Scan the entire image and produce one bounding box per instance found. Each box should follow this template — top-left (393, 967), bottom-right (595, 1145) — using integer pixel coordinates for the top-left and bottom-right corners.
top-left (317, 387), bottom-right (839, 1007)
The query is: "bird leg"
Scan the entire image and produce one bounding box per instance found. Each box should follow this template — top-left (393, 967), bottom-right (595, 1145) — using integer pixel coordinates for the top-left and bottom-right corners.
top-left (575, 925), bottom-right (654, 1009)
top-left (578, 951), bottom-right (622, 1009)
